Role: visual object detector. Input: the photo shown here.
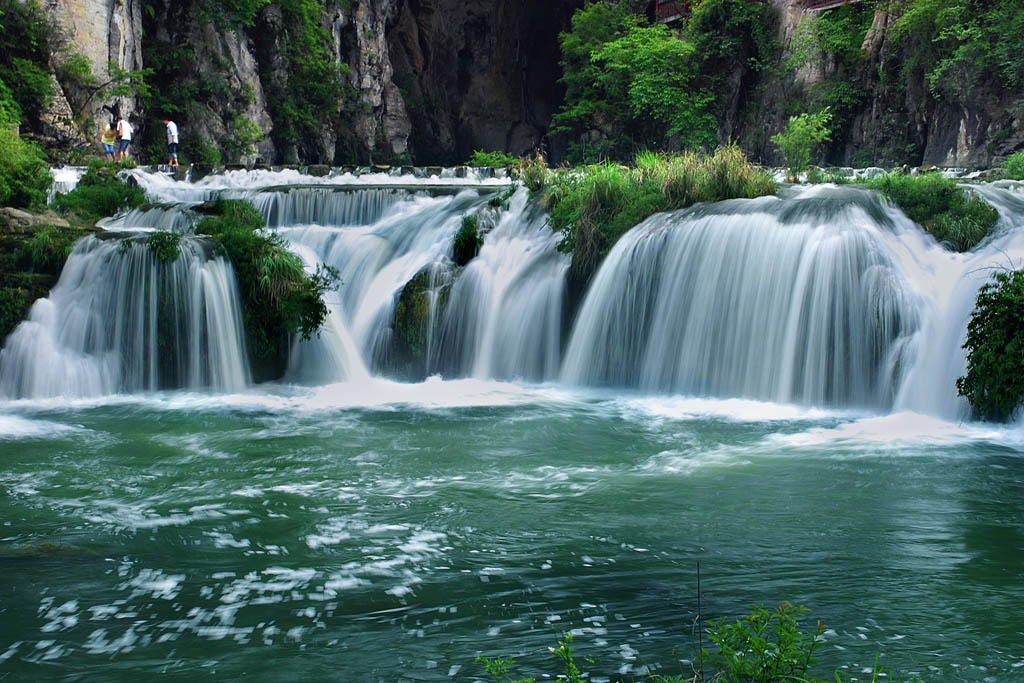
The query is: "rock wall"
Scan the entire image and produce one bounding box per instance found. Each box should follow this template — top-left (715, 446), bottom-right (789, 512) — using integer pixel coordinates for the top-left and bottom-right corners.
top-left (387, 0), bottom-right (581, 164)
top-left (39, 0), bottom-right (1022, 167)
top-left (44, 0), bottom-right (143, 120)
top-left (736, 0), bottom-right (1023, 168)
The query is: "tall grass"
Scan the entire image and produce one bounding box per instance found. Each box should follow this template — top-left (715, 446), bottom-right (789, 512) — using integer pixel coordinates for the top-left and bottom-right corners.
top-left (539, 144), bottom-right (776, 284)
top-left (197, 199), bottom-right (339, 370)
top-left (864, 172), bottom-right (998, 251)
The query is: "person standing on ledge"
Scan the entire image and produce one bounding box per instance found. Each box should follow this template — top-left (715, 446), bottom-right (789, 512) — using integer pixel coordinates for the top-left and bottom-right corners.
top-left (100, 121), bottom-right (117, 161)
top-left (116, 115), bottom-right (133, 161)
top-left (163, 119), bottom-right (179, 167)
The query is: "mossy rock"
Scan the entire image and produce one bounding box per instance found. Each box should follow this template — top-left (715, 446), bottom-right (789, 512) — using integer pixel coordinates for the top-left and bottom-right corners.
top-left (391, 267), bottom-right (451, 378)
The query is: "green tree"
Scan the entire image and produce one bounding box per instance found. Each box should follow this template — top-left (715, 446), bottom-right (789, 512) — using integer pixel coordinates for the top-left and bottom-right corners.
top-left (893, 0), bottom-right (1024, 100)
top-left (771, 109), bottom-right (832, 179)
top-left (594, 24), bottom-right (714, 151)
top-left (957, 270), bottom-right (1024, 421)
top-left (0, 77), bottom-right (51, 209)
top-left (552, 2), bottom-right (714, 162)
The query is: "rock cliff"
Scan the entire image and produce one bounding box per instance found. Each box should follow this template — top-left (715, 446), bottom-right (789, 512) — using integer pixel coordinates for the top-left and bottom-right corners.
top-left (37, 0), bottom-right (1022, 167)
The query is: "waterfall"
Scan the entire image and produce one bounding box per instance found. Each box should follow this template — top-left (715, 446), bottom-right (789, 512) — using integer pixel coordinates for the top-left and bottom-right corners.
top-left (561, 183), bottom-right (1024, 416)
top-left (561, 190), bottom-right (922, 409)
top-left (8, 166), bottom-right (1024, 416)
top-left (0, 236), bottom-right (250, 398)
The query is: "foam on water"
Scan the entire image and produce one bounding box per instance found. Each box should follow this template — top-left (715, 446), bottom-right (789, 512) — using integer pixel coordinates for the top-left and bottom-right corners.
top-left (0, 414), bottom-right (85, 439)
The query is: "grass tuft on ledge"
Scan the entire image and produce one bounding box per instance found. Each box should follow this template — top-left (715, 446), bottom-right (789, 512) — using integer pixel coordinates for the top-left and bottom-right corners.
top-left (533, 144), bottom-right (777, 286)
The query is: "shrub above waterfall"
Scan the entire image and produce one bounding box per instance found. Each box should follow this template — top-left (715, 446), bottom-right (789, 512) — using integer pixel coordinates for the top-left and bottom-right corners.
top-left (197, 199), bottom-right (339, 375)
top-left (864, 172), bottom-right (998, 251)
top-left (957, 269), bottom-right (1024, 421)
top-left (543, 144), bottom-right (776, 286)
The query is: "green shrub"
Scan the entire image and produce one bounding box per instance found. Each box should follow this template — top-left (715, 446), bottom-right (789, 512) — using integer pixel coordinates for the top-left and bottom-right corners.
top-left (0, 0), bottom-right (55, 124)
top-left (0, 76), bottom-right (51, 210)
top-left (516, 151), bottom-right (549, 194)
top-left (452, 215), bottom-right (482, 266)
top-left (771, 109), bottom-right (833, 179)
top-left (864, 172), bottom-right (998, 250)
top-left (544, 145), bottom-right (776, 284)
top-left (197, 199), bottom-right (339, 366)
top-left (700, 603), bottom-right (825, 682)
top-left (147, 230), bottom-right (182, 262)
top-left (467, 149), bottom-right (518, 168)
top-left (957, 269), bottom-right (1024, 421)
top-left (54, 161), bottom-right (146, 221)
top-left (0, 120), bottom-right (51, 210)
top-left (224, 113), bottom-right (264, 161)
top-left (16, 225), bottom-right (77, 274)
top-left (1004, 150), bottom-right (1024, 180)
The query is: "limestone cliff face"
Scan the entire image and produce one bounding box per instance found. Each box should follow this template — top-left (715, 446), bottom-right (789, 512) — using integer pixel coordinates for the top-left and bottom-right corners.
top-left (387, 0), bottom-right (581, 164)
top-left (737, 0), bottom-right (1023, 168)
top-left (40, 0), bottom-right (1019, 167)
top-left (44, 0), bottom-right (143, 119)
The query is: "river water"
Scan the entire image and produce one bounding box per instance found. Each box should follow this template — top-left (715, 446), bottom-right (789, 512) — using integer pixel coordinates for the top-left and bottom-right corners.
top-left (1, 169), bottom-right (1022, 681)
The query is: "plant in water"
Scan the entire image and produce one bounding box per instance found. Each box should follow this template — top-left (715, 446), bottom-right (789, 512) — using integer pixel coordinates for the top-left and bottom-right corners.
top-left (516, 151), bottom-right (549, 194)
top-left (700, 602), bottom-right (826, 683)
top-left (467, 149), bottom-right (518, 168)
top-left (147, 230), bottom-right (182, 263)
top-left (771, 109), bottom-right (833, 181)
top-left (544, 144), bottom-right (776, 286)
top-left (54, 160), bottom-right (146, 221)
top-left (956, 268), bottom-right (1024, 421)
top-left (475, 655), bottom-right (535, 683)
top-left (863, 172), bottom-right (998, 251)
top-left (197, 198), bottom-right (340, 371)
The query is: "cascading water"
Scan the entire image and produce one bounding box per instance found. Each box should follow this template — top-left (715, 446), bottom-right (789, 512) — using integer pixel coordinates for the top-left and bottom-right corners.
top-left (560, 189), bottom-right (923, 410)
top-left (560, 182), bottom-right (1024, 418)
top-left (6, 166), bottom-right (1024, 416)
top-left (6, 169), bottom-right (1024, 681)
top-left (0, 235), bottom-right (250, 398)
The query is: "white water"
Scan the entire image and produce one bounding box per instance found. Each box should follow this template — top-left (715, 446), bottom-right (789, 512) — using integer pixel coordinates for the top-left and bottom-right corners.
top-left (0, 236), bottom-right (249, 398)
top-left (4, 169), bottom-right (1024, 420)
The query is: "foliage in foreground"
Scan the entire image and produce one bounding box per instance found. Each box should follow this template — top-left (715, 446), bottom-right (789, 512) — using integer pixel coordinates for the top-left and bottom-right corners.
top-left (196, 199), bottom-right (339, 369)
top-left (54, 161), bottom-right (146, 222)
top-left (957, 269), bottom-right (1024, 421)
top-left (863, 172), bottom-right (998, 251)
top-left (701, 602), bottom-right (824, 682)
top-left (537, 145), bottom-right (776, 285)
top-left (478, 604), bottom-right (922, 683)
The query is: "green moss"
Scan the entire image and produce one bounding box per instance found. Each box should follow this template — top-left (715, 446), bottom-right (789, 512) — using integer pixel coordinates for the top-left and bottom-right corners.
top-left (196, 199), bottom-right (339, 377)
top-left (452, 215), bottom-right (482, 267)
top-left (863, 172), bottom-right (998, 251)
top-left (393, 269), bottom-right (448, 367)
